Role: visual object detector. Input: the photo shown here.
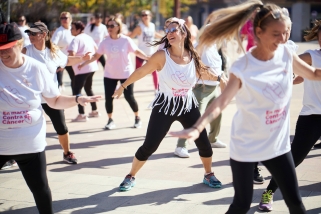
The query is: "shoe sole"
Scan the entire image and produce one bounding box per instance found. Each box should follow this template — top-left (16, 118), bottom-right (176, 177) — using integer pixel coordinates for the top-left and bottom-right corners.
top-left (63, 159), bottom-right (78, 164)
top-left (1, 166), bottom-right (12, 170)
top-left (203, 180), bottom-right (222, 188)
top-left (119, 183), bottom-right (135, 191)
top-left (254, 180), bottom-right (265, 184)
top-left (258, 206), bottom-right (273, 212)
top-left (105, 125), bottom-right (116, 130)
top-left (174, 152), bottom-right (190, 158)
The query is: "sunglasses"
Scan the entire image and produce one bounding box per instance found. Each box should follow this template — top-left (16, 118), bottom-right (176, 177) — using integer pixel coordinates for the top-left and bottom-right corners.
top-left (60, 17), bottom-right (69, 20)
top-left (165, 27), bottom-right (179, 34)
top-left (27, 32), bottom-right (41, 36)
top-left (18, 19), bottom-right (25, 22)
top-left (141, 14), bottom-right (149, 17)
top-left (107, 24), bottom-right (119, 29)
top-left (258, 9), bottom-right (289, 28)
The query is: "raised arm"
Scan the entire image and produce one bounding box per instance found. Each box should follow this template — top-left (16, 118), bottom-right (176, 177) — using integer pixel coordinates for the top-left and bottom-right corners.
top-left (112, 50), bottom-right (164, 98)
top-left (169, 73), bottom-right (241, 141)
top-left (44, 95), bottom-right (101, 109)
top-left (134, 49), bottom-right (149, 61)
top-left (66, 52), bottom-right (92, 66)
top-left (128, 26), bottom-right (141, 38)
top-left (77, 52), bottom-right (102, 69)
top-left (293, 53), bottom-right (321, 80)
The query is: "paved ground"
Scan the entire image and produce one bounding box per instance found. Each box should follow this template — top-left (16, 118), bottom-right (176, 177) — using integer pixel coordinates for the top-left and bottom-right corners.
top-left (0, 42), bottom-right (321, 214)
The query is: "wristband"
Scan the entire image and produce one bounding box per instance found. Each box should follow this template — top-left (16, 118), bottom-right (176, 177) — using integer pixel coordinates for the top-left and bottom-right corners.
top-left (217, 75), bottom-right (221, 82)
top-left (121, 84), bottom-right (127, 90)
top-left (75, 95), bottom-right (81, 103)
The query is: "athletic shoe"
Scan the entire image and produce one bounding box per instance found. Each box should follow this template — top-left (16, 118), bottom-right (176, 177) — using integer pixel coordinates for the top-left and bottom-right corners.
top-left (63, 151), bottom-right (78, 164)
top-left (1, 160), bottom-right (17, 170)
top-left (254, 167), bottom-right (265, 184)
top-left (105, 118), bottom-right (116, 130)
top-left (119, 174), bottom-right (136, 191)
top-left (210, 140), bottom-right (227, 148)
top-left (258, 190), bottom-right (273, 211)
top-left (174, 147), bottom-right (190, 158)
top-left (88, 111), bottom-right (100, 118)
top-left (134, 118), bottom-right (142, 128)
top-left (203, 172), bottom-right (222, 188)
top-left (314, 142), bottom-right (321, 148)
top-left (72, 114), bottom-right (88, 122)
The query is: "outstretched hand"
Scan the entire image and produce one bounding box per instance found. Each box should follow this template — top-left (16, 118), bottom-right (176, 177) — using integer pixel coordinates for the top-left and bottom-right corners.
top-left (169, 128), bottom-right (200, 142)
top-left (112, 87), bottom-right (124, 99)
top-left (82, 52), bottom-right (92, 61)
top-left (78, 95), bottom-right (101, 107)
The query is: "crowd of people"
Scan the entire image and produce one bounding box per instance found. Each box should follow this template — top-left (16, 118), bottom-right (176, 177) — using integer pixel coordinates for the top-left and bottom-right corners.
top-left (1, 0), bottom-right (321, 213)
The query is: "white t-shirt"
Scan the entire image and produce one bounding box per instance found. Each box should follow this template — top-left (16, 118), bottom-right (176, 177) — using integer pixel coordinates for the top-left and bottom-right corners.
top-left (197, 44), bottom-right (222, 86)
top-left (300, 49), bottom-right (321, 116)
top-left (84, 24), bottom-right (108, 46)
top-left (97, 35), bottom-right (137, 79)
top-left (68, 33), bottom-right (98, 75)
top-left (51, 26), bottom-right (75, 55)
top-left (285, 40), bottom-right (298, 53)
top-left (137, 22), bottom-right (155, 56)
top-left (18, 25), bottom-right (31, 47)
top-left (0, 56), bottom-right (60, 155)
top-left (229, 45), bottom-right (293, 162)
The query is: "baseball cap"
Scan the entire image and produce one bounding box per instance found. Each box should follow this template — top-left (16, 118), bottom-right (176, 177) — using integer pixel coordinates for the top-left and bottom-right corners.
top-left (0, 23), bottom-right (22, 50)
top-left (25, 22), bottom-right (48, 33)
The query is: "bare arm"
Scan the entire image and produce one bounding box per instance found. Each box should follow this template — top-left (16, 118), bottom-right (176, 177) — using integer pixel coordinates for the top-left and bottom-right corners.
top-left (293, 53), bottom-right (321, 80)
top-left (155, 31), bottom-right (164, 39)
top-left (292, 53), bottom-right (312, 85)
top-left (22, 47), bottom-right (27, 54)
top-left (66, 51), bottom-right (92, 66)
top-left (112, 51), bottom-right (164, 98)
top-left (169, 74), bottom-right (241, 141)
top-left (44, 95), bottom-right (101, 109)
top-left (128, 26), bottom-right (141, 38)
top-left (78, 52), bottom-right (102, 69)
top-left (134, 49), bottom-right (149, 61)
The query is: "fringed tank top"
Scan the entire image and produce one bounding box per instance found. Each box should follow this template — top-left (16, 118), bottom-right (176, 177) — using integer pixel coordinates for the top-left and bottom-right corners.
top-left (148, 49), bottom-right (198, 116)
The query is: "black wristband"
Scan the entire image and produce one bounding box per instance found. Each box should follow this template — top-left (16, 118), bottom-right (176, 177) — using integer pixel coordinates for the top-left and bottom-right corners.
top-left (217, 75), bottom-right (221, 82)
top-left (75, 95), bottom-right (81, 103)
top-left (121, 84), bottom-right (127, 90)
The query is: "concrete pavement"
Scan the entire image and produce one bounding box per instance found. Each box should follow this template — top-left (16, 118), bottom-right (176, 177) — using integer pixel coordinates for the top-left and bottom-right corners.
top-left (0, 42), bottom-right (320, 214)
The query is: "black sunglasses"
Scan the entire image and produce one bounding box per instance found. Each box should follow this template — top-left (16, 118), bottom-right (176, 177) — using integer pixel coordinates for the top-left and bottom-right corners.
top-left (27, 32), bottom-right (41, 36)
top-left (141, 14), bottom-right (149, 17)
top-left (60, 17), bottom-right (69, 20)
top-left (18, 19), bottom-right (25, 22)
top-left (107, 24), bottom-right (119, 29)
top-left (165, 27), bottom-right (179, 34)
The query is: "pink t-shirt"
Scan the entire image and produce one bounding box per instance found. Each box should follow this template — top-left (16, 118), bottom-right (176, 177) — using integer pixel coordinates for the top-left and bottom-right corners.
top-left (68, 33), bottom-right (98, 75)
top-left (241, 20), bottom-right (255, 51)
top-left (97, 35), bottom-right (138, 79)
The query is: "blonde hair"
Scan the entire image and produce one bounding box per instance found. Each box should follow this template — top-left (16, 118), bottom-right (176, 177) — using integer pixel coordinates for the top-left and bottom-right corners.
top-left (304, 20), bottom-right (321, 41)
top-left (45, 31), bottom-right (60, 58)
top-left (164, 17), bottom-right (173, 27)
top-left (107, 16), bottom-right (123, 34)
top-left (16, 39), bottom-right (24, 50)
top-left (60, 12), bottom-right (71, 19)
top-left (200, 1), bottom-right (290, 51)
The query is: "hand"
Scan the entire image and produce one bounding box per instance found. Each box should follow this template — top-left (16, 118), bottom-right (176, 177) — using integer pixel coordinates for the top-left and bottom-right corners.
top-left (112, 86), bottom-right (124, 99)
top-left (77, 95), bottom-right (101, 106)
top-left (220, 74), bottom-right (228, 92)
top-left (169, 127), bottom-right (200, 142)
top-left (56, 67), bottom-right (64, 72)
top-left (82, 52), bottom-right (92, 61)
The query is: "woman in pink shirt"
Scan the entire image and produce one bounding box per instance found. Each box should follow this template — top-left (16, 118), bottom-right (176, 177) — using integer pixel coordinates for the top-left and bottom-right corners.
top-left (80, 17), bottom-right (148, 129)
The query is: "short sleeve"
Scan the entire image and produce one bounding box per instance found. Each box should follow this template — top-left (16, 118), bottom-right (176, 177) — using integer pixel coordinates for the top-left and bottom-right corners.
top-left (56, 50), bottom-right (68, 68)
top-left (84, 25), bottom-right (91, 35)
top-left (103, 26), bottom-right (108, 37)
top-left (68, 37), bottom-right (79, 53)
top-left (127, 37), bottom-right (138, 53)
top-left (97, 40), bottom-right (106, 55)
top-left (37, 63), bottom-right (60, 98)
top-left (51, 30), bottom-right (61, 45)
top-left (285, 40), bottom-right (298, 53)
top-left (201, 45), bottom-right (222, 76)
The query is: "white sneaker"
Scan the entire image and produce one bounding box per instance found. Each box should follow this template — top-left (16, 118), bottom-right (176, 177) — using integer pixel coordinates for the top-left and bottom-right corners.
top-left (174, 147), bottom-right (190, 158)
top-left (210, 140), bottom-right (227, 148)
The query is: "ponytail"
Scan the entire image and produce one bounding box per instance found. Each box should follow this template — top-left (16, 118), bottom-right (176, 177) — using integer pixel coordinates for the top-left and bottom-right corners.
top-left (45, 31), bottom-right (59, 58)
top-left (304, 20), bottom-right (321, 41)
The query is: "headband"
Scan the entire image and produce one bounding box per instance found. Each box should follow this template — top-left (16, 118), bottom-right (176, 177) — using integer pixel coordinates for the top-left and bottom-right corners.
top-left (171, 17), bottom-right (186, 31)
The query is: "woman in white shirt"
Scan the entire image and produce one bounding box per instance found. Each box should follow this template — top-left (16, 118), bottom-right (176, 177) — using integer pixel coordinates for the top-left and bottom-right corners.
top-left (51, 12), bottom-right (75, 92)
top-left (84, 13), bottom-right (108, 68)
top-left (0, 22), bottom-right (100, 214)
top-left (170, 1), bottom-right (321, 213)
top-left (113, 18), bottom-right (221, 192)
top-left (260, 20), bottom-right (321, 212)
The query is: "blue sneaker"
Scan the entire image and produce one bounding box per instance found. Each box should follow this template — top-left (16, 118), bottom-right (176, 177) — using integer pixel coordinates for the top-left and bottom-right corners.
top-left (203, 172), bottom-right (222, 188)
top-left (119, 174), bottom-right (136, 191)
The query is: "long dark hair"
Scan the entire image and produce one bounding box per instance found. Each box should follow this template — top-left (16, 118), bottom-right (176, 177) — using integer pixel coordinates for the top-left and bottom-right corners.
top-left (304, 20), bottom-right (321, 41)
top-left (151, 21), bottom-right (209, 81)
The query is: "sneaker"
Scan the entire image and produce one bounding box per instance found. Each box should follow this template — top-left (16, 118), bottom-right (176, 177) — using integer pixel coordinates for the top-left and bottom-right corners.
top-left (63, 151), bottom-right (78, 164)
top-left (258, 190), bottom-right (273, 211)
top-left (210, 140), bottom-right (227, 148)
top-left (203, 172), bottom-right (222, 188)
top-left (134, 118), bottom-right (142, 128)
top-left (105, 118), bottom-right (115, 130)
top-left (72, 114), bottom-right (88, 122)
top-left (254, 167), bottom-right (265, 184)
top-left (88, 111), bottom-right (100, 118)
top-left (314, 142), bottom-right (321, 148)
top-left (119, 174), bottom-right (136, 191)
top-left (59, 85), bottom-right (65, 92)
top-left (1, 160), bottom-right (16, 170)
top-left (174, 147), bottom-right (190, 158)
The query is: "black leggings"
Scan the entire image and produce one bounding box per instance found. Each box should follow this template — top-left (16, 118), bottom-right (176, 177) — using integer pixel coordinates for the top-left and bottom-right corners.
top-left (42, 103), bottom-right (68, 135)
top-left (64, 66), bottom-right (75, 94)
top-left (135, 95), bottom-right (213, 161)
top-left (226, 152), bottom-right (305, 214)
top-left (98, 55), bottom-right (106, 68)
top-left (267, 114), bottom-right (321, 192)
top-left (0, 151), bottom-right (53, 214)
top-left (73, 72), bottom-right (97, 114)
top-left (104, 77), bottom-right (138, 114)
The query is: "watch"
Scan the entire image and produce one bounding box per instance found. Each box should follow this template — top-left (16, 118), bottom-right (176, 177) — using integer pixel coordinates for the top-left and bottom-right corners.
top-left (217, 75), bottom-right (221, 82)
top-left (75, 95), bottom-right (81, 103)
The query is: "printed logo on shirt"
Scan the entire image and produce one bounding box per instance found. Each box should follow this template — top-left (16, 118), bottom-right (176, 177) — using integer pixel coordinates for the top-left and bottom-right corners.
top-left (2, 110), bottom-right (32, 125)
top-left (171, 88), bottom-right (189, 97)
top-left (171, 71), bottom-right (192, 87)
top-left (110, 45), bottom-right (120, 59)
top-left (143, 31), bottom-right (153, 43)
top-left (0, 86), bottom-right (30, 108)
